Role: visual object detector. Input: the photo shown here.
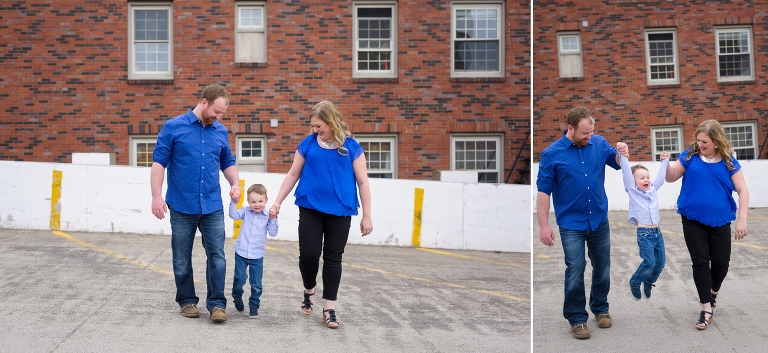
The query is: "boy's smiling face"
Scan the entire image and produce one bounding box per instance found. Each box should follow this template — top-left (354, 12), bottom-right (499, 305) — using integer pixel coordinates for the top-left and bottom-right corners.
top-left (248, 192), bottom-right (268, 213)
top-left (633, 169), bottom-right (651, 191)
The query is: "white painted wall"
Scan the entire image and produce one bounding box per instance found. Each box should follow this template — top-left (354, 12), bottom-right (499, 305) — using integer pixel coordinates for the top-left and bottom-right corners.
top-left (532, 159), bottom-right (767, 213)
top-left (0, 161), bottom-right (530, 253)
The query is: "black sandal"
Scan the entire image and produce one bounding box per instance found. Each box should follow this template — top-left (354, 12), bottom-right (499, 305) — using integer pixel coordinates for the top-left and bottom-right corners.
top-left (696, 310), bottom-right (713, 330)
top-left (301, 291), bottom-right (314, 315)
top-left (322, 308), bottom-right (339, 329)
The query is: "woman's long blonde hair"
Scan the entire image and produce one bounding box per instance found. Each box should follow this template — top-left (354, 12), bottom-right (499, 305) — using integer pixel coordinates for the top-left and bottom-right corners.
top-left (684, 119), bottom-right (736, 171)
top-left (308, 101), bottom-right (351, 156)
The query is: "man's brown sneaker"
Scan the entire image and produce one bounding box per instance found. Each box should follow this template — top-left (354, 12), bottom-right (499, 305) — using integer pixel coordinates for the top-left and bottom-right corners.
top-left (596, 313), bottom-right (612, 328)
top-left (210, 307), bottom-right (227, 322)
top-left (180, 304), bottom-right (199, 318)
top-left (571, 323), bottom-right (590, 339)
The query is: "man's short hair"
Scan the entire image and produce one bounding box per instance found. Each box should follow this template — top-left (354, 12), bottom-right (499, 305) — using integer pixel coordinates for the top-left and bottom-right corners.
top-left (200, 84), bottom-right (229, 105)
top-left (566, 106), bottom-right (595, 128)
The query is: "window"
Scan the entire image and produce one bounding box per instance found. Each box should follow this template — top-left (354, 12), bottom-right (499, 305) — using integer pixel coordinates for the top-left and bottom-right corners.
top-left (353, 3), bottom-right (397, 78)
top-left (650, 126), bottom-right (683, 161)
top-left (715, 26), bottom-right (754, 82)
top-left (357, 135), bottom-right (397, 179)
top-left (451, 135), bottom-right (503, 183)
top-left (128, 3), bottom-right (173, 80)
top-left (722, 121), bottom-right (757, 160)
top-left (130, 136), bottom-right (157, 167)
top-left (557, 32), bottom-right (583, 78)
top-left (451, 3), bottom-right (504, 78)
top-left (235, 2), bottom-right (267, 63)
top-left (645, 29), bottom-right (679, 85)
top-left (236, 135), bottom-right (267, 172)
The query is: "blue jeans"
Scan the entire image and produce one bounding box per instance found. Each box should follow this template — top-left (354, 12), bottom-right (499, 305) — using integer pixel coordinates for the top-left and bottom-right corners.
top-left (559, 220), bottom-right (611, 326)
top-left (630, 227), bottom-right (665, 286)
top-left (232, 253), bottom-right (263, 309)
top-left (169, 206), bottom-right (226, 311)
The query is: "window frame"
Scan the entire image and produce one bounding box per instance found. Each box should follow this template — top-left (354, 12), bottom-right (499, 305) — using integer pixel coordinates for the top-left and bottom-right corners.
top-left (450, 134), bottom-right (504, 183)
top-left (129, 135), bottom-right (158, 167)
top-left (235, 1), bottom-right (267, 64)
top-left (450, 2), bottom-right (505, 78)
top-left (236, 135), bottom-right (268, 169)
top-left (557, 31), bottom-right (583, 79)
top-left (128, 3), bottom-right (173, 80)
top-left (650, 125), bottom-right (683, 162)
top-left (355, 134), bottom-right (398, 179)
top-left (715, 26), bottom-right (755, 83)
top-left (644, 28), bottom-right (679, 85)
top-left (722, 121), bottom-right (758, 160)
top-left (352, 2), bottom-right (398, 79)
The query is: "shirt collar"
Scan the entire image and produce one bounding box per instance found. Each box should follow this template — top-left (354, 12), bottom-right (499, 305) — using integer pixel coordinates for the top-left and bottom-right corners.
top-left (559, 130), bottom-right (593, 148)
top-left (246, 207), bottom-right (268, 216)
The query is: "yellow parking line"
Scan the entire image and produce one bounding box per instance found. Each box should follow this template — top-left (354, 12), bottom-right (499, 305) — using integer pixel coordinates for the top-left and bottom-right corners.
top-left (748, 216), bottom-right (768, 221)
top-left (533, 252), bottom-right (551, 259)
top-left (416, 247), bottom-right (530, 269)
top-left (732, 242), bottom-right (768, 250)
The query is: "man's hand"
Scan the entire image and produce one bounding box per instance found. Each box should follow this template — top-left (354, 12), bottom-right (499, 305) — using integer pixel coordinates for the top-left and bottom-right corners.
top-left (229, 184), bottom-right (241, 203)
top-left (616, 142), bottom-right (629, 158)
top-left (540, 224), bottom-right (555, 247)
top-left (660, 151), bottom-right (671, 161)
top-left (151, 196), bottom-right (167, 220)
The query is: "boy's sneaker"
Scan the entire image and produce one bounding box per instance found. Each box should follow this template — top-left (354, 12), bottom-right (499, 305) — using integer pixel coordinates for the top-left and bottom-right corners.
top-left (630, 282), bottom-right (641, 301)
top-left (249, 307), bottom-right (259, 319)
top-left (233, 297), bottom-right (244, 312)
top-left (643, 282), bottom-right (655, 299)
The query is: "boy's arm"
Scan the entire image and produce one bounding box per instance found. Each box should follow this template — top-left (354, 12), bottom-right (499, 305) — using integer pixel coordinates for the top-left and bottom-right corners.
top-left (267, 218), bottom-right (278, 237)
top-left (228, 200), bottom-right (245, 220)
top-left (653, 158), bottom-right (670, 190)
top-left (619, 154), bottom-right (634, 191)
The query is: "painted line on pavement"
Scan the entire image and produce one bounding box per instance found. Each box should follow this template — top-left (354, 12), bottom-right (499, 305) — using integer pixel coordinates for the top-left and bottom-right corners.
top-left (416, 247), bottom-right (529, 269)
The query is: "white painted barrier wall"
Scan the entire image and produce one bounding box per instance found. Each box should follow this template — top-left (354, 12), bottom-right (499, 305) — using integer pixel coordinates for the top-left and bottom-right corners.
top-left (0, 161), bottom-right (530, 253)
top-left (532, 159), bottom-right (767, 213)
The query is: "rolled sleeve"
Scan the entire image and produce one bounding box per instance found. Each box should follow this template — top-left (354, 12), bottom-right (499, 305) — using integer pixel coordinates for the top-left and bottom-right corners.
top-left (605, 144), bottom-right (620, 170)
top-left (536, 150), bottom-right (555, 196)
top-left (219, 140), bottom-right (236, 171)
top-left (152, 123), bottom-right (173, 167)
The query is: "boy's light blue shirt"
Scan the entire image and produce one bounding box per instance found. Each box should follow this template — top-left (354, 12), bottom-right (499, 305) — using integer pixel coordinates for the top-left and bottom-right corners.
top-left (229, 200), bottom-right (278, 259)
top-left (620, 155), bottom-right (668, 226)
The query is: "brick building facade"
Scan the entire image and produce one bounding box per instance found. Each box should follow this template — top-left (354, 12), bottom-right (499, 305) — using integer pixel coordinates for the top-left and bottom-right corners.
top-left (0, 0), bottom-right (529, 184)
top-left (534, 1), bottom-right (768, 162)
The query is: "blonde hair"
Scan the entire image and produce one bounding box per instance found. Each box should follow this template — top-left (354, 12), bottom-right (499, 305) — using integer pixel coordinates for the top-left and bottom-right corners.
top-left (308, 101), bottom-right (351, 156)
top-left (247, 184), bottom-right (267, 198)
top-left (684, 119), bottom-right (736, 171)
top-left (631, 164), bottom-right (648, 175)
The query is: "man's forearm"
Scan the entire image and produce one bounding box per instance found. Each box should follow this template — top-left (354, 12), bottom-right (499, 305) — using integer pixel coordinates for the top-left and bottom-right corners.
top-left (537, 192), bottom-right (551, 227)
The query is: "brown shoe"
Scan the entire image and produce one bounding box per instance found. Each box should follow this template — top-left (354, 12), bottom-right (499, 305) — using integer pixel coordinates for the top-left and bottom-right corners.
top-left (210, 307), bottom-right (227, 322)
top-left (596, 313), bottom-right (612, 328)
top-left (571, 323), bottom-right (590, 339)
top-left (180, 304), bottom-right (199, 318)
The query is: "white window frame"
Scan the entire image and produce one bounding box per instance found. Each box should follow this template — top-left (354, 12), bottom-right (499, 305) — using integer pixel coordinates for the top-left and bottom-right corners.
top-left (450, 2), bottom-right (505, 78)
top-left (722, 121), bottom-right (758, 160)
top-left (128, 3), bottom-right (173, 80)
top-left (355, 134), bottom-right (397, 179)
top-left (129, 135), bottom-right (158, 167)
top-left (236, 135), bottom-right (267, 170)
top-left (645, 28), bottom-right (679, 85)
top-left (235, 2), bottom-right (267, 63)
top-left (715, 26), bottom-right (755, 83)
top-left (650, 125), bottom-right (683, 162)
top-left (353, 2), bottom-right (398, 79)
top-left (557, 31), bottom-right (583, 78)
top-left (450, 134), bottom-right (503, 183)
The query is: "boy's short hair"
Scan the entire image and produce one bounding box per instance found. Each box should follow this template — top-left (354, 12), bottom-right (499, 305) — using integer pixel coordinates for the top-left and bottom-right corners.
top-left (247, 184), bottom-right (268, 197)
top-left (631, 164), bottom-right (648, 175)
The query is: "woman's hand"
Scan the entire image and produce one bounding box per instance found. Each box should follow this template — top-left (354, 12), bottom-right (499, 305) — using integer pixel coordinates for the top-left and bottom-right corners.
top-left (360, 217), bottom-right (373, 237)
top-left (735, 218), bottom-right (748, 240)
top-left (269, 203), bottom-right (281, 219)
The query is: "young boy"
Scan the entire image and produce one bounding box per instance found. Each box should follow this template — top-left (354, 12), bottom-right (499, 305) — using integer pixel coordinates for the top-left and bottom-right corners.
top-left (620, 151), bottom-right (670, 301)
top-left (229, 184), bottom-right (278, 318)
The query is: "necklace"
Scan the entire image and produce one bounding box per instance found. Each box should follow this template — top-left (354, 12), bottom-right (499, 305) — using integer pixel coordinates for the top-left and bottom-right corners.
top-left (319, 137), bottom-right (337, 148)
top-left (700, 154), bottom-right (717, 163)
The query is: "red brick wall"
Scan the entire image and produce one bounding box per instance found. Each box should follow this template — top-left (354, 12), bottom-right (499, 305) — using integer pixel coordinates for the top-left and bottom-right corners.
top-left (0, 0), bottom-right (529, 184)
top-left (534, 1), bottom-right (768, 161)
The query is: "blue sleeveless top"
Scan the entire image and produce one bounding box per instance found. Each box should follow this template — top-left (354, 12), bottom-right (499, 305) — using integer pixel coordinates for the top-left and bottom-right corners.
top-left (294, 134), bottom-right (364, 216)
top-left (676, 148), bottom-right (741, 227)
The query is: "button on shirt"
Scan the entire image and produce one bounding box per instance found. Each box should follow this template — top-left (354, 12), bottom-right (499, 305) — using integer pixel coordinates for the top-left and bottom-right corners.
top-left (620, 155), bottom-right (668, 226)
top-left (229, 201), bottom-right (279, 260)
top-left (537, 131), bottom-right (620, 231)
top-left (153, 108), bottom-right (237, 215)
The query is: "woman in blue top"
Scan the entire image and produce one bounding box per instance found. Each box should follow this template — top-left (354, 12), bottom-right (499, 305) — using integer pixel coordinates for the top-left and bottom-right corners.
top-left (665, 120), bottom-right (749, 330)
top-left (269, 101), bottom-right (373, 329)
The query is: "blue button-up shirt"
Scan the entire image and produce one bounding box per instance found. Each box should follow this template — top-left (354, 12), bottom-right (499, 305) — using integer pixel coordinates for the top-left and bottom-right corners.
top-left (537, 131), bottom-right (620, 231)
top-left (153, 108), bottom-right (237, 215)
top-left (229, 201), bottom-right (279, 259)
top-left (620, 155), bottom-right (668, 226)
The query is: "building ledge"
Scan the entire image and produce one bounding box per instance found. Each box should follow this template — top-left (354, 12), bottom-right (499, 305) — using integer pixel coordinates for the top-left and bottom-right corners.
top-left (717, 80), bottom-right (756, 86)
top-left (450, 77), bottom-right (505, 83)
top-left (235, 62), bottom-right (268, 68)
top-left (127, 79), bottom-right (174, 85)
top-left (352, 77), bottom-right (399, 83)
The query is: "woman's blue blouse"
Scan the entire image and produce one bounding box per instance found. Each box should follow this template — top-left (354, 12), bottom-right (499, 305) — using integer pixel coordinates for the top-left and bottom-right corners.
top-left (676, 148), bottom-right (742, 227)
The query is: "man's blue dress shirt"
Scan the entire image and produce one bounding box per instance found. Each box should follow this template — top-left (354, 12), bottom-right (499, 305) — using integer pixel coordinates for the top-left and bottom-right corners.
top-left (537, 131), bottom-right (620, 231)
top-left (153, 108), bottom-right (237, 215)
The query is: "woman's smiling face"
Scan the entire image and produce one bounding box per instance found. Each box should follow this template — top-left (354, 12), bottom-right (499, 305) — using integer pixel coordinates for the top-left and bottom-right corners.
top-left (697, 132), bottom-right (716, 157)
top-left (311, 116), bottom-right (334, 142)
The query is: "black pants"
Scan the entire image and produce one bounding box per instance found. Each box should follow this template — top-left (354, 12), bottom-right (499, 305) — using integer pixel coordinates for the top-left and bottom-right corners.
top-left (298, 206), bottom-right (351, 301)
top-left (681, 216), bottom-right (732, 304)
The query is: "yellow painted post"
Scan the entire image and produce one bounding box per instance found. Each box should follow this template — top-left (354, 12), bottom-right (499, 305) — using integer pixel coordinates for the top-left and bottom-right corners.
top-left (233, 179), bottom-right (245, 239)
top-left (411, 188), bottom-right (424, 247)
top-left (50, 170), bottom-right (62, 230)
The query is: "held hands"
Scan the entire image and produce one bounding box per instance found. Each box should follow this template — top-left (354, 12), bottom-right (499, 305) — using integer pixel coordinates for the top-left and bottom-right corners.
top-left (269, 204), bottom-right (280, 219)
top-left (151, 196), bottom-right (168, 220)
top-left (229, 185), bottom-right (241, 203)
top-left (616, 142), bottom-right (629, 158)
top-left (539, 225), bottom-right (555, 247)
top-left (735, 219), bottom-right (748, 240)
top-left (659, 151), bottom-right (671, 161)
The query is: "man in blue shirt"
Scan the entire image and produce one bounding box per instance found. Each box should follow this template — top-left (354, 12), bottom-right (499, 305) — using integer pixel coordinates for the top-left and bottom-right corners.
top-left (536, 106), bottom-right (628, 339)
top-left (150, 84), bottom-right (241, 323)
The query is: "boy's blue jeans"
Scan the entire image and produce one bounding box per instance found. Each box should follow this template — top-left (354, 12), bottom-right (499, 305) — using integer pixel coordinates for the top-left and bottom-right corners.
top-left (232, 253), bottom-right (264, 309)
top-left (630, 227), bottom-right (666, 286)
top-left (559, 220), bottom-right (611, 326)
